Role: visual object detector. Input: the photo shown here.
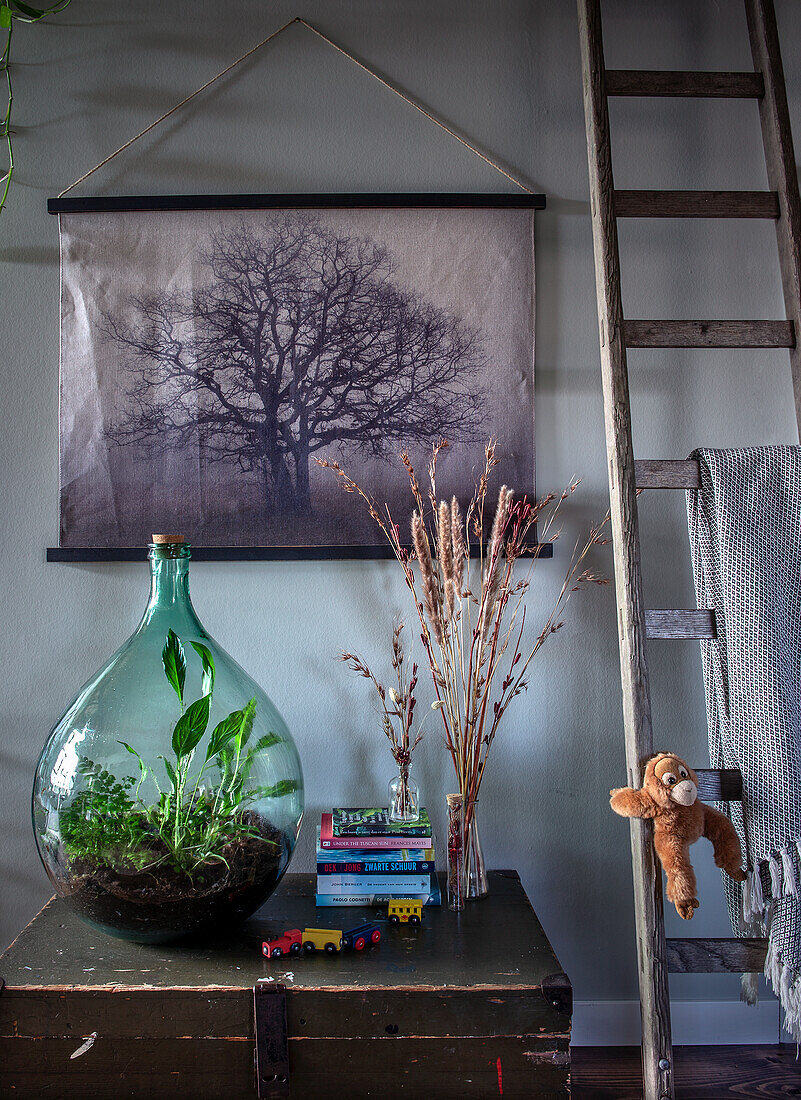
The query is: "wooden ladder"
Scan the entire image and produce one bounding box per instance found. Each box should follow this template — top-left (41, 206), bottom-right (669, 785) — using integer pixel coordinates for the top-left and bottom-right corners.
top-left (577, 1), bottom-right (801, 1097)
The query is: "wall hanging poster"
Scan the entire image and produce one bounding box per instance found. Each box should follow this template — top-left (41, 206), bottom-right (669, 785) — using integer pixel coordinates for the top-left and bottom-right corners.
top-left (56, 196), bottom-right (540, 556)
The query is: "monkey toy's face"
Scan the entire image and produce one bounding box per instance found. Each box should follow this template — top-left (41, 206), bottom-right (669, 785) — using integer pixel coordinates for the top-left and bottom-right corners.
top-left (647, 753), bottom-right (699, 809)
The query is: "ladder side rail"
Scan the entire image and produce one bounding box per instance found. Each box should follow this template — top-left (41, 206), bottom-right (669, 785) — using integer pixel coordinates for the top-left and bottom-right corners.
top-left (746, 0), bottom-right (801, 434)
top-left (577, 3), bottom-right (674, 1098)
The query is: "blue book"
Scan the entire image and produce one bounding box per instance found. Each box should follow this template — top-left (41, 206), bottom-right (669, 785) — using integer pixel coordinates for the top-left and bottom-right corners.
top-left (317, 859), bottom-right (436, 875)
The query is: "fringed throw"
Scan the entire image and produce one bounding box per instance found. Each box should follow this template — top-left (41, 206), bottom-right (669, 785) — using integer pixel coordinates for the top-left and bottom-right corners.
top-left (687, 446), bottom-right (801, 1040)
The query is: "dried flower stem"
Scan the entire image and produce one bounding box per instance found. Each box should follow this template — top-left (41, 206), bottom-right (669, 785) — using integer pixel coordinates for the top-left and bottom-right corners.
top-left (342, 620), bottom-right (424, 769)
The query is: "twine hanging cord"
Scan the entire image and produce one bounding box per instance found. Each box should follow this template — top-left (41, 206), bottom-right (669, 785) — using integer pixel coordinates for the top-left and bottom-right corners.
top-left (59, 16), bottom-right (532, 197)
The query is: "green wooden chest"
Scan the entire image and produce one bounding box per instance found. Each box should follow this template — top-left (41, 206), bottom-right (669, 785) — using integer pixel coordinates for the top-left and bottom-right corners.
top-left (0, 870), bottom-right (571, 1098)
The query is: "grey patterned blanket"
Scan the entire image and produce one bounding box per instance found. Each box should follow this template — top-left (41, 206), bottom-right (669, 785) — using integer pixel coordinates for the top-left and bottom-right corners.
top-left (687, 446), bottom-right (801, 1039)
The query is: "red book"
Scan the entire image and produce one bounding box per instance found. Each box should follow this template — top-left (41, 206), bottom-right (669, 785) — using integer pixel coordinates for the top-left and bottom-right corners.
top-left (319, 813), bottom-right (432, 850)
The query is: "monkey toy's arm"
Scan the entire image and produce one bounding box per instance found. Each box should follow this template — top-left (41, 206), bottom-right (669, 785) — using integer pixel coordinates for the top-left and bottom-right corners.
top-left (610, 787), bottom-right (658, 819)
top-left (701, 803), bottom-right (746, 881)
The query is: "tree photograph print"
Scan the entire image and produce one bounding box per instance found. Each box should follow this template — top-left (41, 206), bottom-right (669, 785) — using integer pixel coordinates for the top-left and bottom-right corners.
top-left (58, 202), bottom-right (536, 551)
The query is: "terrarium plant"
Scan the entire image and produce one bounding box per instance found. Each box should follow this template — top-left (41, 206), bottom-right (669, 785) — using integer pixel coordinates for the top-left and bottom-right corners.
top-left (319, 440), bottom-right (607, 901)
top-left (58, 631), bottom-right (297, 879)
top-left (343, 621), bottom-right (426, 823)
top-left (33, 536), bottom-right (304, 941)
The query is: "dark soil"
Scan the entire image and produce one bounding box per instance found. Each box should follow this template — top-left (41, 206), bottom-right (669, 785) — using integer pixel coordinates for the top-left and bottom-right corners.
top-left (52, 815), bottom-right (290, 942)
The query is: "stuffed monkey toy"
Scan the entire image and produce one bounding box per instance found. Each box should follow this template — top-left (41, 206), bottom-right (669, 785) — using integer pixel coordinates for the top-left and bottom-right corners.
top-left (610, 752), bottom-right (745, 919)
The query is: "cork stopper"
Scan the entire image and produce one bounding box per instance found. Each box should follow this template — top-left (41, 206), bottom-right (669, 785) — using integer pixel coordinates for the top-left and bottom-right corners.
top-left (151, 534), bottom-right (186, 544)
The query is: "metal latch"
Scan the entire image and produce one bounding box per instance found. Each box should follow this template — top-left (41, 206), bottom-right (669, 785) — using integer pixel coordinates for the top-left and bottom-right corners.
top-left (254, 981), bottom-right (289, 1099)
top-left (542, 971), bottom-right (573, 1017)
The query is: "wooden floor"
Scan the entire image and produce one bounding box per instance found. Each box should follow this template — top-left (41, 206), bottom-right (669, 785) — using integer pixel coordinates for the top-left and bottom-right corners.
top-left (571, 1046), bottom-right (800, 1098)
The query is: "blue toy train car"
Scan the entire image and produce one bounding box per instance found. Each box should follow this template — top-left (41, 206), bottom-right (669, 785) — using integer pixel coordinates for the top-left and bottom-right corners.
top-left (341, 922), bottom-right (382, 951)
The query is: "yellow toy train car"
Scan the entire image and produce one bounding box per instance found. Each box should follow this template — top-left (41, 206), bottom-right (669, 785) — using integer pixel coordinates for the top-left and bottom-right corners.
top-left (388, 900), bottom-right (423, 924)
top-left (302, 928), bottom-right (343, 953)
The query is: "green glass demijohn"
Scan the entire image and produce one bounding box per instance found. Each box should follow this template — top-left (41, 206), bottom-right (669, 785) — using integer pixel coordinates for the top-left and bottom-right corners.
top-left (32, 536), bottom-right (304, 942)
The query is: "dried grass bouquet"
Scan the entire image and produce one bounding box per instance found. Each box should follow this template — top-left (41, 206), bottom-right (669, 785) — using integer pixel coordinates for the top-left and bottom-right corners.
top-left (319, 440), bottom-right (607, 895)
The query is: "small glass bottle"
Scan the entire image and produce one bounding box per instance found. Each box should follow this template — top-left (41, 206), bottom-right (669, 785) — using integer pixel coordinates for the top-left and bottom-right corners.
top-left (388, 761), bottom-right (420, 823)
top-left (32, 536), bottom-right (304, 943)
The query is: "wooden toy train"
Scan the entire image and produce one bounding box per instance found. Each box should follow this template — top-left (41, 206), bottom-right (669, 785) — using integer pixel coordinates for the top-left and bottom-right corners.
top-left (263, 922), bottom-right (382, 957)
top-left (262, 901), bottom-right (424, 958)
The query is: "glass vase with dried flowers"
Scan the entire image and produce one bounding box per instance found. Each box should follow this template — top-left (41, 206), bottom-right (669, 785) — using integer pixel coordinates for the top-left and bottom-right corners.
top-left (342, 621), bottom-right (426, 823)
top-left (446, 792), bottom-right (465, 910)
top-left (319, 440), bottom-right (608, 901)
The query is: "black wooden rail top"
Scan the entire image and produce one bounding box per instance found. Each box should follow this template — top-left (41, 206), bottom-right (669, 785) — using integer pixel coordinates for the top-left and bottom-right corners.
top-left (47, 542), bottom-right (554, 563)
top-left (48, 192), bottom-right (547, 215)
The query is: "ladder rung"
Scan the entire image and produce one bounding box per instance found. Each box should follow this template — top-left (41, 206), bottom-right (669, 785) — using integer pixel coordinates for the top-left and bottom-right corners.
top-left (645, 609), bottom-right (715, 639)
top-left (615, 189), bottom-right (778, 218)
top-left (667, 937), bottom-right (768, 974)
top-left (625, 319), bottom-right (795, 348)
top-left (635, 459), bottom-right (701, 488)
top-left (605, 69), bottom-right (765, 98)
top-left (694, 767), bottom-right (743, 801)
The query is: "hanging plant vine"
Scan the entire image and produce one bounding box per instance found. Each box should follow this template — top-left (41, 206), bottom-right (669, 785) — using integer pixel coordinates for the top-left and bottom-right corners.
top-left (1, 0), bottom-right (72, 215)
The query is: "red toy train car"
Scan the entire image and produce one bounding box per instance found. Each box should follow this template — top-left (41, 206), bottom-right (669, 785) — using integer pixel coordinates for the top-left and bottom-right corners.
top-left (263, 928), bottom-right (304, 958)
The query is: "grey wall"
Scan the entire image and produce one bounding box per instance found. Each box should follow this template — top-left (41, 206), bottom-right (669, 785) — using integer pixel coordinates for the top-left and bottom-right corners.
top-left (2, 0), bottom-right (800, 1024)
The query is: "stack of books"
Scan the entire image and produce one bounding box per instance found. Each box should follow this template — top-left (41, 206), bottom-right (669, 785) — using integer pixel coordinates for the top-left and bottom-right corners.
top-left (316, 808), bottom-right (441, 906)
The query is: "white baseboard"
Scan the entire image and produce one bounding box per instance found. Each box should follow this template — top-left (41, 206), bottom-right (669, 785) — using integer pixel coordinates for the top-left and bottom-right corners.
top-left (572, 998), bottom-right (781, 1046)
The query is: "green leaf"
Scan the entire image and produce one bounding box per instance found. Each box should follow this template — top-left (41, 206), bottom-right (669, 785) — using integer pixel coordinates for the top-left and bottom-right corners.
top-left (246, 732), bottom-right (282, 757)
top-left (206, 710), bottom-right (241, 761)
top-left (171, 693), bottom-right (211, 758)
top-left (162, 629), bottom-right (186, 704)
top-left (117, 739), bottom-right (142, 761)
top-left (11, 2), bottom-right (47, 19)
top-left (190, 641), bottom-right (215, 697)
top-left (207, 701), bottom-right (262, 767)
top-left (249, 779), bottom-right (299, 800)
top-left (0, 7), bottom-right (12, 29)
top-left (117, 739), bottom-right (146, 776)
top-left (239, 731), bottom-right (281, 789)
top-left (160, 755), bottom-right (178, 790)
top-left (12, 0), bottom-right (70, 18)
top-left (234, 698), bottom-right (257, 754)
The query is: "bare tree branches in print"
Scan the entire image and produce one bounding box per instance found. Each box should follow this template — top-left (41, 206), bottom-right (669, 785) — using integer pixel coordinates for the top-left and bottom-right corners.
top-left (58, 205), bottom-right (535, 549)
top-left (103, 214), bottom-right (486, 518)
